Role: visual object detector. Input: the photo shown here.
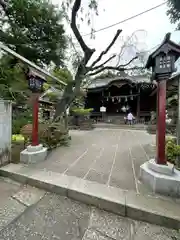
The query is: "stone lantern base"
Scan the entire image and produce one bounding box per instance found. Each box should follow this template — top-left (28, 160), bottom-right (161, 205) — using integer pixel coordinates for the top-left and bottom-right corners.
top-left (140, 159), bottom-right (180, 197)
top-left (20, 144), bottom-right (47, 164)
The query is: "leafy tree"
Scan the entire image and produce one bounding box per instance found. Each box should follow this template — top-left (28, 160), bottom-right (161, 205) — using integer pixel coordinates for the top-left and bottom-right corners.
top-left (167, 0), bottom-right (180, 29)
top-left (0, 0), bottom-right (67, 67)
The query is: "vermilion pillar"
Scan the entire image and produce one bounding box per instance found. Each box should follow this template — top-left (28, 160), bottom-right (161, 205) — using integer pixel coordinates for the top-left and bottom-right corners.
top-left (32, 94), bottom-right (39, 146)
top-left (156, 79), bottom-right (167, 165)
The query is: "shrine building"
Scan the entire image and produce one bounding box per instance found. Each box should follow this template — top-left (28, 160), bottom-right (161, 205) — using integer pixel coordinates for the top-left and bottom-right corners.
top-left (85, 73), bottom-right (157, 122)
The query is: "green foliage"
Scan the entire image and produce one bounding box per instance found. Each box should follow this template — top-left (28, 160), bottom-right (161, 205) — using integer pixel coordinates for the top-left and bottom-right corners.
top-left (166, 137), bottom-right (180, 164)
top-left (47, 92), bottom-right (60, 102)
top-left (12, 134), bottom-right (24, 142)
top-left (39, 123), bottom-right (71, 148)
top-left (0, 0), bottom-right (67, 66)
top-left (72, 108), bottom-right (93, 115)
top-left (47, 67), bottom-right (73, 90)
top-left (12, 109), bottom-right (32, 134)
top-left (0, 55), bottom-right (31, 103)
top-left (167, 0), bottom-right (180, 29)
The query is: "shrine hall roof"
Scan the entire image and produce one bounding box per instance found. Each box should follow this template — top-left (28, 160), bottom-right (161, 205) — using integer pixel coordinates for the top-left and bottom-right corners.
top-left (87, 75), bottom-right (151, 89)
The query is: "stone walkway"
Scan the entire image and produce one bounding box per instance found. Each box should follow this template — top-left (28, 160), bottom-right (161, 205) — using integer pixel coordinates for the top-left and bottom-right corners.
top-left (0, 177), bottom-right (45, 232)
top-left (0, 192), bottom-right (179, 240)
top-left (31, 128), bottom-right (156, 195)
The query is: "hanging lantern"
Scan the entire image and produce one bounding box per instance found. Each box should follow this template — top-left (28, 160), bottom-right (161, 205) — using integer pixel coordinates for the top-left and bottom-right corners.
top-left (112, 97), bottom-right (114, 102)
top-left (125, 97), bottom-right (128, 102)
top-left (118, 97), bottom-right (121, 103)
top-left (130, 95), bottom-right (133, 100)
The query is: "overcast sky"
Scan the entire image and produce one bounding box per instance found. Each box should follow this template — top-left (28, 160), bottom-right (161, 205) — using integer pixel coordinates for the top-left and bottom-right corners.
top-left (52, 0), bottom-right (180, 68)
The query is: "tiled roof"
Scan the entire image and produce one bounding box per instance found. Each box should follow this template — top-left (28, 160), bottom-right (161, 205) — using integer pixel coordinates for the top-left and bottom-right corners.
top-left (87, 75), bottom-right (151, 89)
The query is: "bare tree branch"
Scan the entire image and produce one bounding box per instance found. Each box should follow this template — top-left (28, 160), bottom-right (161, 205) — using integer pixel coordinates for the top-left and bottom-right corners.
top-left (90, 29), bottom-right (122, 68)
top-left (88, 54), bottom-right (116, 72)
top-left (87, 56), bottom-right (140, 77)
top-left (70, 0), bottom-right (95, 64)
top-left (54, 0), bottom-right (96, 119)
top-left (118, 55), bottom-right (138, 67)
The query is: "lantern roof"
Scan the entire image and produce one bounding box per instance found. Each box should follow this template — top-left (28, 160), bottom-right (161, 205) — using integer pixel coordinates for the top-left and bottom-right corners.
top-left (146, 33), bottom-right (180, 69)
top-left (28, 67), bottom-right (47, 82)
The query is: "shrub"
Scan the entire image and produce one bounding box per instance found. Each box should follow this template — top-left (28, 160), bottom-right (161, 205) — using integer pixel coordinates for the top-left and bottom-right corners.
top-left (12, 109), bottom-right (32, 134)
top-left (165, 137), bottom-right (180, 164)
top-left (20, 123), bottom-right (71, 150)
top-left (40, 123), bottom-right (71, 149)
top-left (12, 134), bottom-right (24, 142)
top-left (72, 108), bottom-right (93, 116)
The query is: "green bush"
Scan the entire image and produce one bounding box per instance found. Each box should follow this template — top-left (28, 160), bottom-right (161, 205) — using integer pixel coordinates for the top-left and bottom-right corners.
top-left (39, 123), bottom-right (71, 149)
top-left (12, 109), bottom-right (32, 134)
top-left (72, 108), bottom-right (93, 116)
top-left (166, 137), bottom-right (180, 164)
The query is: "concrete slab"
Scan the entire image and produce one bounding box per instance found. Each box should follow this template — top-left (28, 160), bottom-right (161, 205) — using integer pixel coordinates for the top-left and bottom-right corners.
top-left (0, 197), bottom-right (26, 231)
top-left (0, 194), bottom-right (90, 240)
top-left (126, 191), bottom-right (180, 229)
top-left (18, 129), bottom-right (156, 198)
top-left (1, 164), bottom-right (180, 229)
top-left (68, 177), bottom-right (126, 216)
top-left (0, 193), bottom-right (179, 240)
top-left (0, 177), bottom-right (45, 232)
top-left (12, 185), bottom-right (45, 207)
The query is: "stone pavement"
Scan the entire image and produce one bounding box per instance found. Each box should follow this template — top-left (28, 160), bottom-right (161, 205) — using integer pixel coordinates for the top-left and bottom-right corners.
top-left (0, 192), bottom-right (179, 240)
top-left (32, 128), bottom-right (156, 195)
top-left (0, 177), bottom-right (45, 232)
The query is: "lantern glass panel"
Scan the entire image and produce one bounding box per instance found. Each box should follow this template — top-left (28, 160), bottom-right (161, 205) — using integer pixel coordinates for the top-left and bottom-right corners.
top-left (28, 76), bottom-right (44, 92)
top-left (159, 55), bottom-right (171, 69)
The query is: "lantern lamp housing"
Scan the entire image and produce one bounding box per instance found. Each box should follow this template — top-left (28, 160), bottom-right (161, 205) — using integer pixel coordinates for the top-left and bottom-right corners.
top-left (146, 33), bottom-right (180, 81)
top-left (27, 68), bottom-right (46, 93)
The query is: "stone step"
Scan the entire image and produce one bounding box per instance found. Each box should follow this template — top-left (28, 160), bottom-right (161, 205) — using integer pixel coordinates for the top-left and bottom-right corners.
top-left (0, 164), bottom-right (180, 230)
top-left (94, 123), bottom-right (147, 130)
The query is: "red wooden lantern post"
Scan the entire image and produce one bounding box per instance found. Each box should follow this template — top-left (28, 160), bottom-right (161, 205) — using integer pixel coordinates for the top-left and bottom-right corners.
top-left (156, 80), bottom-right (167, 164)
top-left (27, 68), bottom-right (46, 146)
top-left (146, 33), bottom-right (180, 165)
top-left (32, 94), bottom-right (39, 146)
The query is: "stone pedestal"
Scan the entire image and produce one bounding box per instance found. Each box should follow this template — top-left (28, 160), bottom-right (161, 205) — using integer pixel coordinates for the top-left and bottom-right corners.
top-left (140, 159), bottom-right (180, 197)
top-left (20, 144), bottom-right (47, 164)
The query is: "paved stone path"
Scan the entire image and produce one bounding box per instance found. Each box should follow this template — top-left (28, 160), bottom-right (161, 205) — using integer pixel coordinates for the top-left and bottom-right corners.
top-left (0, 177), bottom-right (45, 232)
top-left (0, 192), bottom-right (179, 240)
top-left (32, 129), bottom-right (156, 195)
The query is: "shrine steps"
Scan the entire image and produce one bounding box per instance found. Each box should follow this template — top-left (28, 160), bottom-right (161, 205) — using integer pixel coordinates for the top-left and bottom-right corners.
top-left (94, 123), bottom-right (147, 130)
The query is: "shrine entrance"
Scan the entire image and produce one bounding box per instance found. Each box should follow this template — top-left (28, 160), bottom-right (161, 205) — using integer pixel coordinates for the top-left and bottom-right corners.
top-left (103, 84), bottom-right (138, 115)
top-left (85, 76), bottom-right (156, 122)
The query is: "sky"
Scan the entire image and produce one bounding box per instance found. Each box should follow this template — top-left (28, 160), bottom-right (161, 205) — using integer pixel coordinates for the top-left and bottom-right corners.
top-left (52, 0), bottom-right (180, 68)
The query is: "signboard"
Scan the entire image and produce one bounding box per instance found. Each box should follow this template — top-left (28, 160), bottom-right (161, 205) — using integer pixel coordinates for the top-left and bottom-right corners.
top-left (100, 106), bottom-right (106, 112)
top-left (0, 101), bottom-right (12, 166)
